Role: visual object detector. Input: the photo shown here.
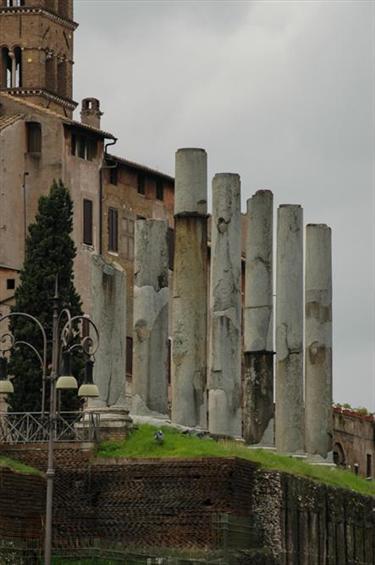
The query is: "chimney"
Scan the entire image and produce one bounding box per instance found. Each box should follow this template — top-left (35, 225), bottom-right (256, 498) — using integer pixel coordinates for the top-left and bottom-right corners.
top-left (80, 98), bottom-right (103, 130)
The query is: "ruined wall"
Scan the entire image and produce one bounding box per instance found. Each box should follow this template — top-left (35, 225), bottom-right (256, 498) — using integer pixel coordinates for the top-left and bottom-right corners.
top-left (333, 408), bottom-right (375, 478)
top-left (2, 446), bottom-right (374, 564)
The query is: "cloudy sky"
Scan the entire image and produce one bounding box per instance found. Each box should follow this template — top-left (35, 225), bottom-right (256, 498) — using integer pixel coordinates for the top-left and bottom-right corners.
top-left (74, 0), bottom-right (374, 410)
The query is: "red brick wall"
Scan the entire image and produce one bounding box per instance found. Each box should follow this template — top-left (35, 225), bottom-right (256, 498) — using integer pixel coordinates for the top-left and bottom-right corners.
top-left (0, 466), bottom-right (45, 542)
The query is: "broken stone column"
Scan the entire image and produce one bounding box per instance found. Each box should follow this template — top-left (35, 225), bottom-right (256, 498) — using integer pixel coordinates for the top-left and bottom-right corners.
top-left (305, 224), bottom-right (333, 458)
top-left (275, 205), bottom-right (304, 453)
top-left (208, 173), bottom-right (241, 437)
top-left (172, 148), bottom-right (208, 428)
top-left (132, 219), bottom-right (169, 416)
top-left (91, 255), bottom-right (127, 407)
top-left (243, 190), bottom-right (274, 444)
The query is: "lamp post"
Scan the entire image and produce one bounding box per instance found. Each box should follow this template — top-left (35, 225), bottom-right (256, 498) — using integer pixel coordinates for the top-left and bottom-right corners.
top-left (0, 280), bottom-right (100, 565)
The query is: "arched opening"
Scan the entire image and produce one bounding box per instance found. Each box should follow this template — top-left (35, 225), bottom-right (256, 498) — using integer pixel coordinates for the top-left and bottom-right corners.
top-left (333, 442), bottom-right (346, 467)
top-left (57, 59), bottom-right (66, 97)
top-left (0, 46), bottom-right (21, 88)
top-left (57, 0), bottom-right (69, 19)
top-left (14, 46), bottom-right (22, 87)
top-left (6, 0), bottom-right (25, 6)
top-left (45, 54), bottom-right (55, 92)
top-left (0, 47), bottom-right (11, 88)
top-left (45, 0), bottom-right (56, 11)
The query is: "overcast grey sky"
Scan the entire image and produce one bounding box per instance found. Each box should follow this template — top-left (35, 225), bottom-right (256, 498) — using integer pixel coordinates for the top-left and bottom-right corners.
top-left (74, 0), bottom-right (374, 410)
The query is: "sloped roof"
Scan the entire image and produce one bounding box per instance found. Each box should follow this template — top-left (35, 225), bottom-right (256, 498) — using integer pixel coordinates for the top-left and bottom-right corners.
top-left (108, 154), bottom-right (174, 182)
top-left (0, 92), bottom-right (116, 139)
top-left (0, 113), bottom-right (23, 132)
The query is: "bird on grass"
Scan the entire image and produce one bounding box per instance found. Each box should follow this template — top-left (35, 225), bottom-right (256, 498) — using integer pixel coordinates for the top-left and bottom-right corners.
top-left (154, 430), bottom-right (164, 444)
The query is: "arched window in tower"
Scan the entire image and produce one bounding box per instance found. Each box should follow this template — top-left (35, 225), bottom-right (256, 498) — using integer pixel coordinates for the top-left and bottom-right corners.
top-left (14, 46), bottom-right (22, 87)
top-left (57, 59), bottom-right (66, 98)
top-left (0, 46), bottom-right (21, 88)
top-left (45, 52), bottom-right (55, 92)
top-left (45, 0), bottom-right (56, 11)
top-left (57, 0), bottom-right (69, 19)
top-left (0, 48), bottom-right (11, 88)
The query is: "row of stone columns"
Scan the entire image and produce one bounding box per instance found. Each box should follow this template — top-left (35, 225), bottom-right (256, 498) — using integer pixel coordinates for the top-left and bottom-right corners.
top-left (130, 147), bottom-right (333, 459)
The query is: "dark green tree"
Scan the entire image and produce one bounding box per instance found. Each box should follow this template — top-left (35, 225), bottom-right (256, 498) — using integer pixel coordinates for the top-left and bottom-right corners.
top-left (8, 180), bottom-right (83, 412)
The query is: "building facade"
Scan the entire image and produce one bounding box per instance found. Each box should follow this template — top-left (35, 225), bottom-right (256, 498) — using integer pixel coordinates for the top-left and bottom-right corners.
top-left (0, 0), bottom-right (175, 390)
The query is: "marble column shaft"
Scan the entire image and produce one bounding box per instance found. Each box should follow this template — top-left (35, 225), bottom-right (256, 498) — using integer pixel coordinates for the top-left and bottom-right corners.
top-left (172, 148), bottom-right (208, 428)
top-left (133, 219), bottom-right (169, 415)
top-left (305, 224), bottom-right (333, 457)
top-left (208, 173), bottom-right (241, 437)
top-left (275, 205), bottom-right (304, 453)
top-left (243, 190), bottom-right (274, 444)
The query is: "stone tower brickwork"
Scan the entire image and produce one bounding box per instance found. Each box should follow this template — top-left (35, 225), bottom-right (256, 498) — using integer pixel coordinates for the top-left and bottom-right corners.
top-left (0, 0), bottom-right (77, 116)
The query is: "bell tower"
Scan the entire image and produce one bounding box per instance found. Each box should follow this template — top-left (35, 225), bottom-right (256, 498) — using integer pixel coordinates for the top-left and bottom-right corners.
top-left (0, 0), bottom-right (78, 116)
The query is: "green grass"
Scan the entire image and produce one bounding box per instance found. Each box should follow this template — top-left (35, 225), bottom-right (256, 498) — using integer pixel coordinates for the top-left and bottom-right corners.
top-left (0, 455), bottom-right (42, 476)
top-left (98, 424), bottom-right (375, 498)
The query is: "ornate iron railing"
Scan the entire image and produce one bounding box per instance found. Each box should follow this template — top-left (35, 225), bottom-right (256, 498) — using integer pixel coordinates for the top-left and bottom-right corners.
top-left (0, 411), bottom-right (100, 444)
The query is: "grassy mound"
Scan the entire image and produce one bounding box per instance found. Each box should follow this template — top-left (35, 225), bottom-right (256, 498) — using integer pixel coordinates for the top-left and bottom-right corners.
top-left (0, 455), bottom-right (42, 476)
top-left (98, 424), bottom-right (375, 497)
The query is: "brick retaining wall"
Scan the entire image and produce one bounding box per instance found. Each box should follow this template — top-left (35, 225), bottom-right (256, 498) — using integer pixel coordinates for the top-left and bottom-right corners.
top-left (1, 444), bottom-right (374, 564)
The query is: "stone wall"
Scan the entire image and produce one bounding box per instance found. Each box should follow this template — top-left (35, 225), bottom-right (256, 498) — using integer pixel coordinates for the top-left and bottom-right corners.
top-left (1, 445), bottom-right (374, 564)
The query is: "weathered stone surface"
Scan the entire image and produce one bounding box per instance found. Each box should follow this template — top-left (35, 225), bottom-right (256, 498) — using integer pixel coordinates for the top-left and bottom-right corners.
top-left (208, 173), bottom-right (241, 437)
top-left (305, 224), bottom-right (333, 458)
top-left (243, 190), bottom-right (274, 445)
top-left (243, 352), bottom-right (274, 445)
top-left (91, 255), bottom-right (127, 407)
top-left (244, 190), bottom-right (273, 353)
top-left (172, 148), bottom-right (208, 428)
top-left (132, 219), bottom-right (169, 415)
top-left (174, 148), bottom-right (207, 216)
top-left (275, 205), bottom-right (304, 453)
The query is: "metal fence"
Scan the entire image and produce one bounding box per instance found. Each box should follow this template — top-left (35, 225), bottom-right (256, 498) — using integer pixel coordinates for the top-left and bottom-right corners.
top-left (0, 411), bottom-right (100, 444)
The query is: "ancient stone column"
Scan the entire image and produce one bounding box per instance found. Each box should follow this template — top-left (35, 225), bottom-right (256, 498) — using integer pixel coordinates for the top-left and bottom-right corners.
top-left (243, 190), bottom-right (274, 444)
top-left (275, 205), bottom-right (304, 453)
top-left (305, 224), bottom-right (333, 458)
top-left (208, 173), bottom-right (241, 437)
top-left (91, 255), bottom-right (127, 407)
top-left (132, 219), bottom-right (169, 416)
top-left (172, 148), bottom-right (208, 428)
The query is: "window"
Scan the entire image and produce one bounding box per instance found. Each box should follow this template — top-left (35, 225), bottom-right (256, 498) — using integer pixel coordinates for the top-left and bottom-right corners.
top-left (45, 54), bottom-right (55, 91)
top-left (137, 173), bottom-right (145, 195)
top-left (126, 336), bottom-right (133, 378)
top-left (366, 454), bottom-right (372, 478)
top-left (58, 0), bottom-right (69, 19)
top-left (86, 138), bottom-right (97, 160)
top-left (156, 178), bottom-right (164, 201)
top-left (45, 0), bottom-right (57, 11)
top-left (71, 133), bottom-right (97, 161)
top-left (108, 207), bottom-right (118, 252)
top-left (167, 227), bottom-right (174, 270)
top-left (57, 60), bottom-right (66, 97)
top-left (6, 279), bottom-right (15, 290)
top-left (1, 46), bottom-right (22, 88)
top-left (83, 199), bottom-right (93, 246)
top-left (6, 1), bottom-right (25, 6)
top-left (26, 122), bottom-right (42, 153)
top-left (109, 167), bottom-right (118, 186)
top-left (122, 214), bottom-right (134, 260)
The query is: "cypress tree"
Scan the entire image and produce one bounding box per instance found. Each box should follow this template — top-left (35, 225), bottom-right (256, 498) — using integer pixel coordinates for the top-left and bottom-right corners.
top-left (8, 180), bottom-right (83, 412)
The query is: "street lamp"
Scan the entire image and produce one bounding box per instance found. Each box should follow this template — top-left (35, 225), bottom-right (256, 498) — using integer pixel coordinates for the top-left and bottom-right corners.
top-left (0, 277), bottom-right (100, 565)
